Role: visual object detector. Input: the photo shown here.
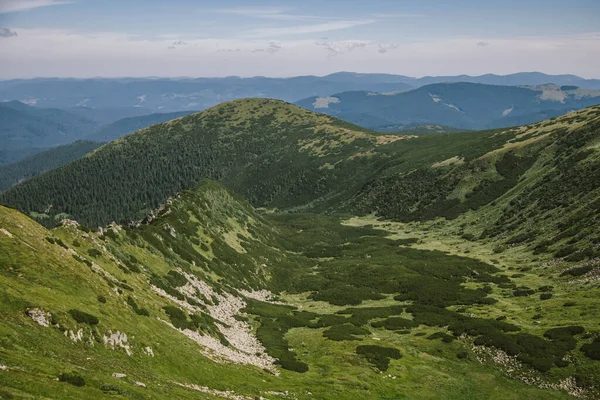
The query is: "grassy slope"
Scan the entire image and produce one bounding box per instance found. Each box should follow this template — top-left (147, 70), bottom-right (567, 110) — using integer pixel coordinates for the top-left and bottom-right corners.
top-left (1, 180), bottom-right (587, 399)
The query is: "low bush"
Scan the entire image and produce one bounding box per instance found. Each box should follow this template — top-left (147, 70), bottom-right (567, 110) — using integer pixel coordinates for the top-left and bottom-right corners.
top-left (323, 324), bottom-right (369, 341)
top-left (127, 296), bottom-right (149, 316)
top-left (581, 338), bottom-right (600, 360)
top-left (58, 372), bottom-right (85, 387)
top-left (68, 309), bottom-right (99, 325)
top-left (356, 345), bottom-right (402, 371)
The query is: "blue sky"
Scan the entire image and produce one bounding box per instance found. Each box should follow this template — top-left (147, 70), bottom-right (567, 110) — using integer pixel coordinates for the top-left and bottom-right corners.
top-left (0, 0), bottom-right (599, 78)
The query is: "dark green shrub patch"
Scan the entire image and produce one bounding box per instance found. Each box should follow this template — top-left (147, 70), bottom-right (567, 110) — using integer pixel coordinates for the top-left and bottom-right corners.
top-left (555, 246), bottom-right (577, 258)
top-left (323, 324), bottom-right (369, 341)
top-left (97, 295), bottom-right (106, 303)
top-left (58, 372), bottom-right (85, 387)
top-left (581, 338), bottom-right (600, 360)
top-left (100, 384), bottom-right (126, 395)
top-left (513, 288), bottom-right (536, 297)
top-left (243, 299), bottom-right (315, 373)
top-left (540, 293), bottom-right (553, 300)
top-left (336, 306), bottom-right (404, 326)
top-left (356, 345), bottom-right (402, 371)
top-left (309, 285), bottom-right (384, 306)
top-left (68, 309), bottom-right (99, 325)
top-left (127, 296), bottom-right (150, 316)
top-left (457, 350), bottom-right (468, 359)
top-left (87, 248), bottom-right (102, 258)
top-left (427, 332), bottom-right (455, 343)
top-left (474, 331), bottom-right (577, 372)
top-left (371, 317), bottom-right (418, 331)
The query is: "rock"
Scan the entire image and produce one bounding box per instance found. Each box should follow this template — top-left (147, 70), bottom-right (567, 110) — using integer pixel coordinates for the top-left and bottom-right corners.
top-left (135, 381), bottom-right (146, 387)
top-left (112, 373), bottom-right (126, 378)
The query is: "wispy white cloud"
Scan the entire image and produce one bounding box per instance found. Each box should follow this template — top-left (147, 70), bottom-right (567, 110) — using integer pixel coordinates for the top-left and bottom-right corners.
top-left (0, 27), bottom-right (18, 37)
top-left (371, 13), bottom-right (426, 18)
top-left (316, 40), bottom-right (369, 56)
top-left (245, 20), bottom-right (375, 38)
top-left (2, 28), bottom-right (599, 79)
top-left (0, 0), bottom-right (74, 14)
top-left (378, 43), bottom-right (399, 53)
top-left (212, 8), bottom-right (339, 21)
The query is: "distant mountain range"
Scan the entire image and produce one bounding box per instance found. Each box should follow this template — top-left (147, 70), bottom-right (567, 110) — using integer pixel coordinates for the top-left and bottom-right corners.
top-left (296, 83), bottom-right (600, 130)
top-left (1, 72), bottom-right (599, 112)
top-left (0, 101), bottom-right (98, 163)
top-left (0, 102), bottom-right (196, 164)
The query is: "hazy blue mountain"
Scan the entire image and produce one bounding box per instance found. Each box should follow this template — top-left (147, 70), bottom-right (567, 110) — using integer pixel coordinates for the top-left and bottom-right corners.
top-left (3, 72), bottom-right (597, 114)
top-left (295, 83), bottom-right (600, 130)
top-left (0, 101), bottom-right (98, 157)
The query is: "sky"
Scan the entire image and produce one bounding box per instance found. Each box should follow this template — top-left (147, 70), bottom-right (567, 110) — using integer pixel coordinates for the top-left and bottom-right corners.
top-left (0, 0), bottom-right (599, 79)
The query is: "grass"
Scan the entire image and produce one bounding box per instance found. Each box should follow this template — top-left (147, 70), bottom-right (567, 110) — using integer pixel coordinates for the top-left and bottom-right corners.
top-left (1, 179), bottom-right (598, 399)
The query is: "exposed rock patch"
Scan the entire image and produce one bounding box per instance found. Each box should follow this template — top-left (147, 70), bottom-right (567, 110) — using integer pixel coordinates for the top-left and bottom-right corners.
top-left (26, 308), bottom-right (51, 327)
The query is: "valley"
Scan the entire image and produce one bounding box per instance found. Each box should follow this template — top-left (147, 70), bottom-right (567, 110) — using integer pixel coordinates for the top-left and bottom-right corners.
top-left (1, 102), bottom-right (600, 399)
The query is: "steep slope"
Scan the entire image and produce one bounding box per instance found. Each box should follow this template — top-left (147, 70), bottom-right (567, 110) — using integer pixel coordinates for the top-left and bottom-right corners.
top-left (296, 83), bottom-right (600, 130)
top-left (2, 180), bottom-right (598, 399)
top-left (86, 111), bottom-right (197, 142)
top-left (0, 101), bottom-right (98, 161)
top-left (352, 106), bottom-right (600, 259)
top-left (0, 141), bottom-right (104, 192)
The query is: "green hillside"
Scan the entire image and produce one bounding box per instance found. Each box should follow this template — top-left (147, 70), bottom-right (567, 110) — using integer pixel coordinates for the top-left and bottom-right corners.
top-left (2, 100), bottom-right (600, 399)
top-left (2, 179), bottom-right (599, 399)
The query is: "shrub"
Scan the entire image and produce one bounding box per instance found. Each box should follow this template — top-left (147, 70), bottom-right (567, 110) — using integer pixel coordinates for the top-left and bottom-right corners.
top-left (540, 293), bottom-right (553, 300)
top-left (457, 350), bottom-right (468, 359)
top-left (68, 309), bottom-right (99, 325)
top-left (356, 345), bottom-right (402, 371)
top-left (87, 248), bottom-right (102, 258)
top-left (58, 372), bottom-right (85, 387)
top-left (323, 324), bottom-right (369, 341)
top-left (581, 338), bottom-right (600, 360)
top-left (427, 332), bottom-right (455, 343)
top-left (513, 289), bottom-right (535, 297)
top-left (127, 296), bottom-right (150, 316)
top-left (97, 295), bottom-right (107, 303)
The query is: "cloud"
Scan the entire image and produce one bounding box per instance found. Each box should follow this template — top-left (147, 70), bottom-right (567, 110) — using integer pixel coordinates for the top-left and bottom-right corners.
top-left (371, 13), bottom-right (426, 18)
top-left (378, 43), bottom-right (399, 53)
top-left (477, 41), bottom-right (490, 47)
top-left (316, 40), bottom-right (369, 56)
top-left (245, 20), bottom-right (375, 38)
top-left (213, 8), bottom-right (338, 21)
top-left (0, 27), bottom-right (17, 37)
top-left (251, 42), bottom-right (283, 54)
top-left (0, 0), bottom-right (74, 14)
top-left (1, 28), bottom-right (600, 79)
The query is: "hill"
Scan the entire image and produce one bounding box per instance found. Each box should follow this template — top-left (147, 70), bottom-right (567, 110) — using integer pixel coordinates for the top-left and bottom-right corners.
top-left (2, 73), bottom-right (599, 114)
top-left (0, 101), bottom-right (99, 163)
top-left (0, 98), bottom-right (410, 227)
top-left (85, 111), bottom-right (197, 142)
top-left (3, 101), bottom-right (600, 399)
top-left (295, 83), bottom-right (600, 130)
top-left (2, 179), bottom-right (599, 399)
top-left (0, 141), bottom-right (103, 191)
